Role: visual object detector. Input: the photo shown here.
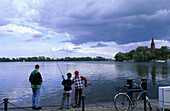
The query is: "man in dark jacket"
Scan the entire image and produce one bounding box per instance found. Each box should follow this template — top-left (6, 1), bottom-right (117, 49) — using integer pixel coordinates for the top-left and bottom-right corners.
top-left (29, 64), bottom-right (43, 110)
top-left (60, 73), bottom-right (73, 110)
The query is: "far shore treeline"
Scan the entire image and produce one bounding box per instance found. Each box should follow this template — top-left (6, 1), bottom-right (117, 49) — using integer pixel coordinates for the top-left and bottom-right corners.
top-left (114, 46), bottom-right (170, 62)
top-left (0, 56), bottom-right (113, 62)
top-left (1, 46), bottom-right (169, 62)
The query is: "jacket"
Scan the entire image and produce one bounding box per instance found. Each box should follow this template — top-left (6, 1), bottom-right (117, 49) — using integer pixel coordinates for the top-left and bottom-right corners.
top-left (73, 74), bottom-right (87, 89)
top-left (29, 70), bottom-right (43, 89)
top-left (62, 78), bottom-right (73, 91)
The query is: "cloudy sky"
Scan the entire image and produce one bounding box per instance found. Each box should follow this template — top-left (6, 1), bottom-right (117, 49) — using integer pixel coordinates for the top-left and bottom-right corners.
top-left (0, 0), bottom-right (170, 59)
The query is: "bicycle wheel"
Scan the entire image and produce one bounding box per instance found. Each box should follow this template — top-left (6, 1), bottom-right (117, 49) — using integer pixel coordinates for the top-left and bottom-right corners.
top-left (114, 93), bottom-right (131, 111)
top-left (146, 96), bottom-right (152, 110)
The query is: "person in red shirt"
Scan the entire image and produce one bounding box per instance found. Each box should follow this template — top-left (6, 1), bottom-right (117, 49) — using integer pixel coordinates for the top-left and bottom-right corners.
top-left (72, 71), bottom-right (87, 107)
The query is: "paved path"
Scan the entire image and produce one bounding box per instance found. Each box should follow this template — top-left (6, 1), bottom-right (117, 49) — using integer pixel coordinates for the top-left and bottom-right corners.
top-left (0, 99), bottom-right (162, 111)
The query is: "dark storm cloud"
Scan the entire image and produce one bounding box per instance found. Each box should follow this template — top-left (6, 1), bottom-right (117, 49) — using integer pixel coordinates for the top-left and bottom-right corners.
top-left (33, 34), bottom-right (43, 39)
top-left (91, 43), bottom-right (108, 48)
top-left (24, 34), bottom-right (43, 42)
top-left (35, 0), bottom-right (170, 44)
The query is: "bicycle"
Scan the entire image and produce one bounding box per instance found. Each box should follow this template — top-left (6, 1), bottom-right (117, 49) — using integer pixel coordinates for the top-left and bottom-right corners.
top-left (113, 82), bottom-right (152, 111)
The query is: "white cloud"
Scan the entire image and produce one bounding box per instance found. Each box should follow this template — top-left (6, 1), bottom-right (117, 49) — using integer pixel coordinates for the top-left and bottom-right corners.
top-left (0, 24), bottom-right (42, 40)
top-left (56, 40), bottom-right (170, 59)
top-left (0, 38), bottom-right (169, 58)
top-left (0, 42), bottom-right (53, 58)
top-left (1, 24), bottom-right (40, 34)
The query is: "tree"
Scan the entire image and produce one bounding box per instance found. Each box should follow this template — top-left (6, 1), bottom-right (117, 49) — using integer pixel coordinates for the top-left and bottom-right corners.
top-left (114, 52), bottom-right (126, 61)
top-left (93, 56), bottom-right (106, 61)
top-left (39, 56), bottom-right (45, 61)
top-left (133, 46), bottom-right (150, 62)
top-left (160, 46), bottom-right (169, 60)
top-left (128, 50), bottom-right (136, 60)
top-left (114, 45), bottom-right (169, 62)
top-left (46, 57), bottom-right (51, 61)
top-left (0, 57), bottom-right (11, 62)
top-left (12, 58), bottom-right (16, 62)
top-left (145, 51), bottom-right (152, 61)
top-left (19, 57), bottom-right (25, 61)
top-left (133, 52), bottom-right (145, 62)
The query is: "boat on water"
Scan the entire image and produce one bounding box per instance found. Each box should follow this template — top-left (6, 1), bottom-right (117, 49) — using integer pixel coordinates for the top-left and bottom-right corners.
top-left (156, 60), bottom-right (166, 63)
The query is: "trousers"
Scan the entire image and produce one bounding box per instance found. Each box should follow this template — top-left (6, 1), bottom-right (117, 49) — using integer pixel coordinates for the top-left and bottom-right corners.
top-left (61, 92), bottom-right (71, 108)
top-left (75, 89), bottom-right (83, 105)
top-left (32, 88), bottom-right (40, 108)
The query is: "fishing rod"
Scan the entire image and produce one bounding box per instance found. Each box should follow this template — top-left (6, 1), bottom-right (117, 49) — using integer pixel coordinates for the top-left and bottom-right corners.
top-left (42, 85), bottom-right (46, 94)
top-left (49, 47), bottom-right (65, 80)
top-left (85, 83), bottom-right (92, 86)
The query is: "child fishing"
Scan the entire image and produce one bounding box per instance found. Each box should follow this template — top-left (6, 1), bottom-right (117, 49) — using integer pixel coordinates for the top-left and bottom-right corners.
top-left (60, 73), bottom-right (73, 110)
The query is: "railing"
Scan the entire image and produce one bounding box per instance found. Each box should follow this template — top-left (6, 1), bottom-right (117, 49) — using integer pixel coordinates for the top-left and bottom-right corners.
top-left (0, 97), bottom-right (114, 111)
top-left (0, 95), bottom-right (161, 111)
top-left (0, 98), bottom-right (32, 111)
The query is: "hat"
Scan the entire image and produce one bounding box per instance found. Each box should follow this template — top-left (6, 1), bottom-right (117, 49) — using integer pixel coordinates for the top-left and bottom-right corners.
top-left (75, 71), bottom-right (79, 74)
top-left (67, 73), bottom-right (72, 76)
top-left (67, 73), bottom-right (72, 78)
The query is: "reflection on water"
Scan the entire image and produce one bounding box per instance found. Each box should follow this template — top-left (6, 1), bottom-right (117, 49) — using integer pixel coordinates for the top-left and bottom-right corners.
top-left (0, 62), bottom-right (170, 108)
top-left (151, 66), bottom-right (156, 85)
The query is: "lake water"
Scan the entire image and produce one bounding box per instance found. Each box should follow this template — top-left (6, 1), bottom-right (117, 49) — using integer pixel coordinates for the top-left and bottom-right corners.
top-left (0, 61), bottom-right (170, 108)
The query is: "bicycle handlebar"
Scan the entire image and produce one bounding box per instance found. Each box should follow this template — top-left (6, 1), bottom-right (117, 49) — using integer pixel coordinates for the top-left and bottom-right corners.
top-left (124, 84), bottom-right (130, 88)
top-left (125, 82), bottom-right (142, 89)
top-left (133, 83), bottom-right (141, 88)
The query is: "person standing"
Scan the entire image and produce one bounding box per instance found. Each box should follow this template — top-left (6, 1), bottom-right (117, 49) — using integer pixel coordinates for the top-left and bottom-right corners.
top-left (60, 73), bottom-right (73, 110)
top-left (72, 71), bottom-right (87, 108)
top-left (29, 64), bottom-right (43, 110)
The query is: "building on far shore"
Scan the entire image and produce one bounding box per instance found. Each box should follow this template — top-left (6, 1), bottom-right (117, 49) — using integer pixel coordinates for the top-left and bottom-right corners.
top-left (150, 37), bottom-right (155, 55)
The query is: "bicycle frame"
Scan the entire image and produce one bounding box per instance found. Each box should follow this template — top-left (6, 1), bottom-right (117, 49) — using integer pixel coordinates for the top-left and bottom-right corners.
top-left (126, 88), bottom-right (144, 104)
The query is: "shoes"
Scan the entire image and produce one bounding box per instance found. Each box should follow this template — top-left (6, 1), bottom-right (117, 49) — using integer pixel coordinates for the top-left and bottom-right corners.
top-left (78, 104), bottom-right (81, 107)
top-left (67, 107), bottom-right (71, 110)
top-left (72, 104), bottom-right (79, 108)
top-left (59, 107), bottom-right (64, 110)
top-left (35, 106), bottom-right (42, 110)
top-left (32, 106), bottom-right (36, 109)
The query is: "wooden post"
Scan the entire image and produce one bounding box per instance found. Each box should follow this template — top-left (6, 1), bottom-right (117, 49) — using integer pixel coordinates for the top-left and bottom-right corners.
top-left (141, 78), bottom-right (147, 100)
top-left (3, 98), bottom-right (8, 111)
top-left (143, 90), bottom-right (147, 111)
top-left (127, 78), bottom-right (133, 99)
top-left (141, 78), bottom-right (147, 90)
top-left (82, 95), bottom-right (85, 111)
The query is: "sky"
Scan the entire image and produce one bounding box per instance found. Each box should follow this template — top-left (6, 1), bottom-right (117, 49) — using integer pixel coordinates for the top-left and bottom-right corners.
top-left (0, 0), bottom-right (170, 59)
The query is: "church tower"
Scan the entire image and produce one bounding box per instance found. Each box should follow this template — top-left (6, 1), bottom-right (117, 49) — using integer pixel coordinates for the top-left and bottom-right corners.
top-left (150, 37), bottom-right (155, 55)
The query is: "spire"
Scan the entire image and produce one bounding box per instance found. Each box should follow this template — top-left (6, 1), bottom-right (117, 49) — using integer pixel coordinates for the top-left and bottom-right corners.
top-left (150, 37), bottom-right (155, 55)
top-left (151, 37), bottom-right (155, 45)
